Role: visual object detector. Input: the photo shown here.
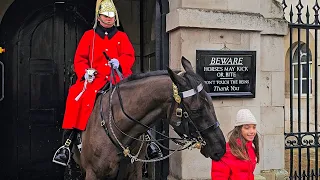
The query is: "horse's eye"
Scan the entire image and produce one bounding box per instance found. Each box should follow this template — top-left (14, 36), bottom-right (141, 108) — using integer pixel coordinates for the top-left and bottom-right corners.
top-left (190, 107), bottom-right (203, 113)
top-left (189, 109), bottom-right (202, 118)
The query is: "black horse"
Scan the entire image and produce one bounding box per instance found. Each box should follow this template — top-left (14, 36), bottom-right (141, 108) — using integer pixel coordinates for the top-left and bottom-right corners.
top-left (70, 56), bottom-right (226, 180)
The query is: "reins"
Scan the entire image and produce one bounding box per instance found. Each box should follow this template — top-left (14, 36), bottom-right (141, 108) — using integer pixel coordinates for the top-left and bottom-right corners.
top-left (99, 68), bottom-right (190, 152)
top-left (98, 65), bottom-right (218, 164)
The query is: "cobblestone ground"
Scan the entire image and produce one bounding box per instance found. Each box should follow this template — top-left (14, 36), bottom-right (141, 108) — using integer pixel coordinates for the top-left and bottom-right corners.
top-left (285, 148), bottom-right (320, 175)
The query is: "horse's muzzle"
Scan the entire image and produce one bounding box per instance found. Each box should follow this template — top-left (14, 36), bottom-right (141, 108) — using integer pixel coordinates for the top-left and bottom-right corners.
top-left (200, 143), bottom-right (225, 161)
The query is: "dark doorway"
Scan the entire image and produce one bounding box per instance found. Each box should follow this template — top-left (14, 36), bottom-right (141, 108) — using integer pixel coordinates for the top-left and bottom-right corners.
top-left (0, 0), bottom-right (168, 179)
top-left (0, 1), bottom-right (95, 179)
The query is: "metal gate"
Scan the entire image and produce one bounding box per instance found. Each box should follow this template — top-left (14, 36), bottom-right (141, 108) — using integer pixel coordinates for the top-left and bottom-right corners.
top-left (283, 0), bottom-right (320, 178)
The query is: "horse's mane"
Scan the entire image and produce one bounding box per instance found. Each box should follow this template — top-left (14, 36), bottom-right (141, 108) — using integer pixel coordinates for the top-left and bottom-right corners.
top-left (118, 70), bottom-right (178, 84)
top-left (117, 69), bottom-right (209, 92)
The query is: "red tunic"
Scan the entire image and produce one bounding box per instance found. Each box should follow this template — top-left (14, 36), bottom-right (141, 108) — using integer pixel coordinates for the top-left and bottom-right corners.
top-left (211, 140), bottom-right (257, 180)
top-left (62, 28), bottom-right (135, 130)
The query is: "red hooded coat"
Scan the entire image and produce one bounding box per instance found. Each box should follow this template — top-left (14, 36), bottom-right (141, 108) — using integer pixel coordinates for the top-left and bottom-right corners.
top-left (211, 140), bottom-right (257, 180)
top-left (62, 27), bottom-right (135, 130)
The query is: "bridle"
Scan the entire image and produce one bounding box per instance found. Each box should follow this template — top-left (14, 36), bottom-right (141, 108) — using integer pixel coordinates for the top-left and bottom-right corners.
top-left (98, 68), bottom-right (221, 163)
top-left (168, 82), bottom-right (221, 148)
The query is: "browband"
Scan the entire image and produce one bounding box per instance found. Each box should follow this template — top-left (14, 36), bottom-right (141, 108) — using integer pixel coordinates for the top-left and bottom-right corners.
top-left (180, 84), bottom-right (204, 98)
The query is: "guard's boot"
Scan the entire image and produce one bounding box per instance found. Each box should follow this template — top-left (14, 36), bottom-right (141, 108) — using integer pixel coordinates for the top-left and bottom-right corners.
top-left (146, 142), bottom-right (163, 159)
top-left (52, 129), bottom-right (75, 166)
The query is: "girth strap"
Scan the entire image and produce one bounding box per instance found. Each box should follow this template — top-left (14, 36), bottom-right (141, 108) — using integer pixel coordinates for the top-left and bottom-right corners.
top-left (116, 156), bottom-right (131, 180)
top-left (102, 120), bottom-right (131, 180)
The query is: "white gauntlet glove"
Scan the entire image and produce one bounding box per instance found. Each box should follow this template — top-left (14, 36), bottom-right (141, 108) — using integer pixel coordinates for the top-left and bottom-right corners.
top-left (84, 68), bottom-right (97, 83)
top-left (108, 58), bottom-right (120, 69)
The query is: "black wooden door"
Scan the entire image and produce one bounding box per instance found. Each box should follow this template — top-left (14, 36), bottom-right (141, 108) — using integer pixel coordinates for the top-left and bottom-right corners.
top-left (2, 2), bottom-right (93, 179)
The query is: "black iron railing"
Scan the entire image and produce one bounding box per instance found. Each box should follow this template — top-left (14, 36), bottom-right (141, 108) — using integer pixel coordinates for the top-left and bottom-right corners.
top-left (283, 0), bottom-right (320, 179)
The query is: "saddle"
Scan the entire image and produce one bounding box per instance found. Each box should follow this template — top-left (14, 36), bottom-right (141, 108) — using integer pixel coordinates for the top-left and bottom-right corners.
top-left (97, 82), bottom-right (112, 95)
top-left (76, 81), bottom-right (112, 153)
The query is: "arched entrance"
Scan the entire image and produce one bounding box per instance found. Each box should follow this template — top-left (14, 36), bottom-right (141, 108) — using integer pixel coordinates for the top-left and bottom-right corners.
top-left (0, 0), bottom-right (169, 179)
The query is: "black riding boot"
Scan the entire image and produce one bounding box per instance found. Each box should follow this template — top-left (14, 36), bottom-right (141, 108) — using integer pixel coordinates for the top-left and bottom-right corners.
top-left (146, 130), bottom-right (163, 159)
top-left (147, 142), bottom-right (163, 159)
top-left (52, 129), bottom-right (75, 166)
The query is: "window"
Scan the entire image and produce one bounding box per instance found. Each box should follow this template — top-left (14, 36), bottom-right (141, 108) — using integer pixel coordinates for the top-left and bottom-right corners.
top-left (292, 43), bottom-right (312, 95)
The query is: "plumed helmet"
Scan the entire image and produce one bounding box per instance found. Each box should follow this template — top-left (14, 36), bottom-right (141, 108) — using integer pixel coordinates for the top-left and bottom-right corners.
top-left (93, 0), bottom-right (120, 28)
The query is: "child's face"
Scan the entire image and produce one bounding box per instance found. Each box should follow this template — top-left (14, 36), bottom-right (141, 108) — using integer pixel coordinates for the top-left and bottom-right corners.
top-left (241, 124), bottom-right (257, 142)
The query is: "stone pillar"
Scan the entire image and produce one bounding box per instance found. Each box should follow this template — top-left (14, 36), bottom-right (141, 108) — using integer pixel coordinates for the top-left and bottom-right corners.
top-left (166, 0), bottom-right (288, 179)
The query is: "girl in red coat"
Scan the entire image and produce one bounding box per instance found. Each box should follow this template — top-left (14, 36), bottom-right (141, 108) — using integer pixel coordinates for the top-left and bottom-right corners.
top-left (211, 109), bottom-right (260, 180)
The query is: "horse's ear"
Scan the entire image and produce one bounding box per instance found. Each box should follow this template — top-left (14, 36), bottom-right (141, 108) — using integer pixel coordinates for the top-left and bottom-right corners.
top-left (181, 56), bottom-right (195, 74)
top-left (167, 67), bottom-right (185, 86)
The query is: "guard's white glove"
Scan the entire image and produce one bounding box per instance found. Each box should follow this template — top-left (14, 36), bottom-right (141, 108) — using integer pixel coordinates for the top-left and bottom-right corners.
top-left (108, 58), bottom-right (120, 69)
top-left (84, 68), bottom-right (97, 83)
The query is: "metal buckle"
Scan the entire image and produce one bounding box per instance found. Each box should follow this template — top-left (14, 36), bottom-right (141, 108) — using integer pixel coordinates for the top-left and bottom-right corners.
top-left (64, 139), bottom-right (72, 147)
top-left (144, 134), bottom-right (151, 141)
top-left (101, 120), bottom-right (106, 126)
top-left (176, 108), bottom-right (183, 117)
top-left (183, 112), bottom-right (189, 118)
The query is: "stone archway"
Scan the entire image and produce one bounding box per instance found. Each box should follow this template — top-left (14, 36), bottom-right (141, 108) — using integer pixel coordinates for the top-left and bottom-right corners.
top-left (0, 0), bottom-right (14, 23)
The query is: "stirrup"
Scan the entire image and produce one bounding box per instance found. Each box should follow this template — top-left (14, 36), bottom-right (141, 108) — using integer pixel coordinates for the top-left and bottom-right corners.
top-left (52, 145), bottom-right (71, 166)
top-left (52, 139), bottom-right (72, 166)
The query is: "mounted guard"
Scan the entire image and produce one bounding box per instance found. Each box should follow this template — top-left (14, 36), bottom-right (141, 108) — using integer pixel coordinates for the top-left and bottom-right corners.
top-left (52, 0), bottom-right (162, 166)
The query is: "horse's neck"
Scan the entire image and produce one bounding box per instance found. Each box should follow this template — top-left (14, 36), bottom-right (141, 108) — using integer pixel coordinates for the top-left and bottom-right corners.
top-left (118, 76), bottom-right (172, 145)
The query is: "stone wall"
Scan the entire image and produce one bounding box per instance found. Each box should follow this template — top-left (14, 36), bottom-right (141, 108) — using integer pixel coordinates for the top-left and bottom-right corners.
top-left (167, 0), bottom-right (288, 179)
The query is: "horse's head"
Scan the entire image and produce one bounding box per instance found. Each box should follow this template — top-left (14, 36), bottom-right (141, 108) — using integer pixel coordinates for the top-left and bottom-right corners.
top-left (167, 56), bottom-right (226, 161)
